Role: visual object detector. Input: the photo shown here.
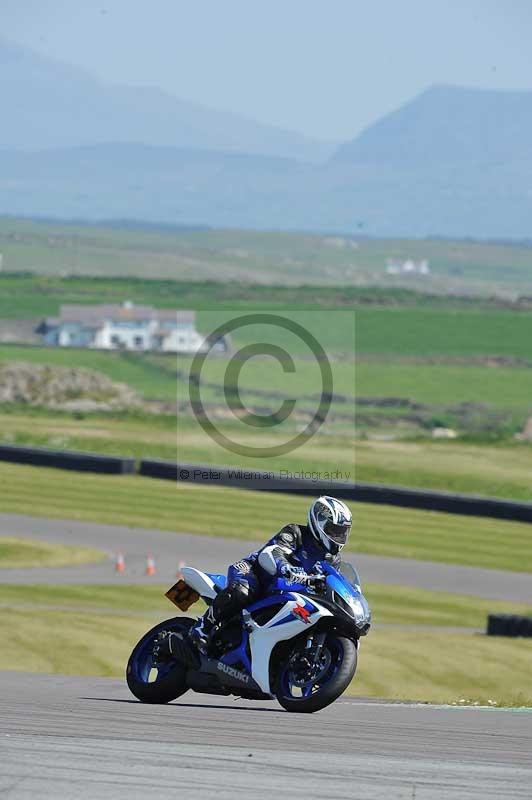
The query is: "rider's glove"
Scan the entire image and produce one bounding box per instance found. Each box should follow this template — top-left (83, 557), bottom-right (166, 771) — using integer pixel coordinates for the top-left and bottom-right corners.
top-left (280, 564), bottom-right (307, 581)
top-left (280, 565), bottom-right (326, 593)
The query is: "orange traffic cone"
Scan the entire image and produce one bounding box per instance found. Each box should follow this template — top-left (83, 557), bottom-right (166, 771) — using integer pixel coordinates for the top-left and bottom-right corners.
top-left (115, 552), bottom-right (126, 574)
top-left (176, 560), bottom-right (186, 579)
top-left (146, 554), bottom-right (156, 576)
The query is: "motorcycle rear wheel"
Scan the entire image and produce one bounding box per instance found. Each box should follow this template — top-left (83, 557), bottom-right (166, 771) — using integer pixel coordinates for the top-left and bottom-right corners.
top-left (126, 616), bottom-right (195, 703)
top-left (275, 634), bottom-right (357, 713)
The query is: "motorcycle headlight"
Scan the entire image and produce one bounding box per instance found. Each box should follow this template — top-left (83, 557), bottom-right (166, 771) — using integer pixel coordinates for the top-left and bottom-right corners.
top-left (334, 591), bottom-right (371, 627)
top-left (348, 598), bottom-right (367, 624)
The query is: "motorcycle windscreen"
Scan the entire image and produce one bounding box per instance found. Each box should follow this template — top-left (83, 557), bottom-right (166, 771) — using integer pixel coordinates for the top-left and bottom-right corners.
top-left (165, 579), bottom-right (200, 611)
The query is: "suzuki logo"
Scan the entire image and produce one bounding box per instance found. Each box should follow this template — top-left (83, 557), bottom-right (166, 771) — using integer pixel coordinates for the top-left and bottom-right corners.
top-left (216, 662), bottom-right (250, 684)
top-left (292, 604), bottom-right (311, 623)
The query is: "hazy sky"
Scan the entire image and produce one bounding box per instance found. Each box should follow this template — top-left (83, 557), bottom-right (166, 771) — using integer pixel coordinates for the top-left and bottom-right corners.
top-left (3, 0), bottom-right (532, 140)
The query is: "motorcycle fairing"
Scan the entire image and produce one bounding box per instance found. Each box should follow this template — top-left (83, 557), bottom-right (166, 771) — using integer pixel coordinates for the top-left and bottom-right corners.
top-left (209, 592), bottom-right (331, 695)
top-left (245, 592), bottom-right (333, 693)
top-left (198, 641), bottom-right (264, 695)
top-left (181, 566), bottom-right (226, 600)
top-left (179, 565), bottom-right (365, 695)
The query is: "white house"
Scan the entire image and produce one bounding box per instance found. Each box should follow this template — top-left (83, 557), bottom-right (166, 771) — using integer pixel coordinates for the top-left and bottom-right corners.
top-left (40, 302), bottom-right (207, 353)
top-left (386, 258), bottom-right (430, 276)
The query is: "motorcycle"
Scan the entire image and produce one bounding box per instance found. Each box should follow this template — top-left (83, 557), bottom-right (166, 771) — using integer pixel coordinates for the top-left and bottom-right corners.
top-left (126, 560), bottom-right (371, 713)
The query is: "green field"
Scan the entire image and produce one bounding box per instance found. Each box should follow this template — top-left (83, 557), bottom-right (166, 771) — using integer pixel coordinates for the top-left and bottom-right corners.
top-left (2, 255), bottom-right (532, 447)
top-left (1, 583), bottom-right (530, 705)
top-left (185, 352), bottom-right (532, 409)
top-left (1, 341), bottom-right (531, 413)
top-left (3, 271), bottom-right (532, 359)
top-left (1, 462), bottom-right (532, 572)
top-left (2, 217), bottom-right (532, 294)
top-left (0, 273), bottom-right (498, 318)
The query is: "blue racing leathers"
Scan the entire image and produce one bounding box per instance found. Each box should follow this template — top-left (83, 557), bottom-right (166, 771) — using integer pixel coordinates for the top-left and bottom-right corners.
top-left (219, 523), bottom-right (340, 614)
top-left (191, 523), bottom-right (339, 651)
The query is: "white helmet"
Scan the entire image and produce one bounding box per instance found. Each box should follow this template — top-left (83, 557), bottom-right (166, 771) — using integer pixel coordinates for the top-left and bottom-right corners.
top-left (308, 496), bottom-right (352, 555)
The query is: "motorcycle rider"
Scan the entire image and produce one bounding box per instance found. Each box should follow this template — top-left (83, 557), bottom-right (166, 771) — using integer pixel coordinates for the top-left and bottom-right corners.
top-left (170, 496), bottom-right (353, 656)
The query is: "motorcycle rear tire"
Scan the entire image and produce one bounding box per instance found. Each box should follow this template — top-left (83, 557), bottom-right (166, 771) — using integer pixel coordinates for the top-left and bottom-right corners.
top-left (126, 616), bottom-right (195, 704)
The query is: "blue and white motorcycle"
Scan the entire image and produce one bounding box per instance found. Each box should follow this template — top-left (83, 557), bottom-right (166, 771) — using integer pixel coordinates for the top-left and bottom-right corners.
top-left (126, 561), bottom-right (371, 713)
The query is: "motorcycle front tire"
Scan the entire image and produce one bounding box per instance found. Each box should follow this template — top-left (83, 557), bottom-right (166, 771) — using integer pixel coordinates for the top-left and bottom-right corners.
top-left (275, 635), bottom-right (357, 713)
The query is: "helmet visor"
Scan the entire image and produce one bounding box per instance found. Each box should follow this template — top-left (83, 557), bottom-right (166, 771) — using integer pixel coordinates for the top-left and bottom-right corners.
top-left (323, 519), bottom-right (351, 545)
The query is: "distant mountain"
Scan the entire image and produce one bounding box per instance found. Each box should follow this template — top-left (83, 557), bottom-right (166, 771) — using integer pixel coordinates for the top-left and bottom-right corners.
top-left (2, 70), bottom-right (532, 238)
top-left (327, 85), bottom-right (532, 237)
top-left (0, 37), bottom-right (334, 162)
top-left (333, 85), bottom-right (532, 165)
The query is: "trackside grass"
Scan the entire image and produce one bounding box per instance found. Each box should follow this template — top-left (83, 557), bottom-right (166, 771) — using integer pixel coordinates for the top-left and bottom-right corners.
top-left (2, 410), bottom-right (532, 500)
top-left (1, 462), bottom-right (532, 573)
top-left (354, 629), bottom-right (532, 706)
top-left (0, 537), bottom-right (104, 568)
top-left (0, 584), bottom-right (529, 630)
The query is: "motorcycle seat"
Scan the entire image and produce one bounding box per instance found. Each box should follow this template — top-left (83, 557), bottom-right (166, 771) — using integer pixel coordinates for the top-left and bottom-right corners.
top-left (207, 573), bottom-right (228, 592)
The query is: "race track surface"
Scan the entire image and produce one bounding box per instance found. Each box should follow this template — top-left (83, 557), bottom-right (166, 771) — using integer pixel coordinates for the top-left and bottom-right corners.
top-left (0, 672), bottom-right (531, 799)
top-left (1, 512), bottom-right (531, 602)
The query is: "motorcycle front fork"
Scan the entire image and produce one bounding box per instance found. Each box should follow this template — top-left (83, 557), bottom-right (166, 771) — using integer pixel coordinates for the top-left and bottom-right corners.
top-left (306, 631), bottom-right (326, 667)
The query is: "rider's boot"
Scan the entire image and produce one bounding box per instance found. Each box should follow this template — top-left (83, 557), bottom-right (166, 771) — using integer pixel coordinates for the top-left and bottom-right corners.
top-left (153, 629), bottom-right (199, 667)
top-left (189, 606), bottom-right (217, 655)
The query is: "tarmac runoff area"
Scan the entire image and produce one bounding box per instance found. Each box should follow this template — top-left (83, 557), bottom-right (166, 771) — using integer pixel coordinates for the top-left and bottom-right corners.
top-left (0, 672), bottom-right (531, 800)
top-left (0, 512), bottom-right (531, 604)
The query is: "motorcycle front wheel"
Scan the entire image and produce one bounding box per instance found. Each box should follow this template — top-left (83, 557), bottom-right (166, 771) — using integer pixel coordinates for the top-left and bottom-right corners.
top-left (275, 634), bottom-right (357, 713)
top-left (126, 616), bottom-right (195, 703)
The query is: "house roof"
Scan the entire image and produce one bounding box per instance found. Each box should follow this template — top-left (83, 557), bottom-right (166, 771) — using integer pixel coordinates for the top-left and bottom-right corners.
top-left (45, 304), bottom-right (195, 326)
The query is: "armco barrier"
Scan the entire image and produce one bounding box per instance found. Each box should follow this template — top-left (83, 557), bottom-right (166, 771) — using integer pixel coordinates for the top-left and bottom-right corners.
top-left (139, 459), bottom-right (532, 523)
top-left (487, 614), bottom-right (532, 637)
top-left (0, 444), bottom-right (136, 475)
top-left (2, 444), bottom-right (530, 522)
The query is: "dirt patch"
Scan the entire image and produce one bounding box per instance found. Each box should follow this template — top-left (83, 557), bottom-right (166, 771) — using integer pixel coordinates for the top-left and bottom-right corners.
top-left (0, 362), bottom-right (141, 410)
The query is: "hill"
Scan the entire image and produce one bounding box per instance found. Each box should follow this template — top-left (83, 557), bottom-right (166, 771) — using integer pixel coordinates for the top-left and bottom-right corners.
top-left (333, 85), bottom-right (532, 166)
top-left (0, 37), bottom-right (333, 162)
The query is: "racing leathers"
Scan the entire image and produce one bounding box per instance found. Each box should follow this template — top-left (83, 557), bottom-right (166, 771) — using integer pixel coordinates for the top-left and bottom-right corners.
top-left (189, 523), bottom-right (340, 653)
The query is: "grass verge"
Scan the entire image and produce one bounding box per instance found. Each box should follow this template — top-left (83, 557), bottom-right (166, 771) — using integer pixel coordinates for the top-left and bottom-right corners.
top-left (0, 537), bottom-right (105, 568)
top-left (0, 583), bottom-right (530, 629)
top-left (1, 462), bottom-right (532, 573)
top-left (352, 629), bottom-right (532, 706)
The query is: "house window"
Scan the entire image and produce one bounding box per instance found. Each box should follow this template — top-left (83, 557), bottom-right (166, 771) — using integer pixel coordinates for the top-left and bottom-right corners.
top-left (110, 335), bottom-right (121, 346)
top-left (134, 336), bottom-right (144, 348)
